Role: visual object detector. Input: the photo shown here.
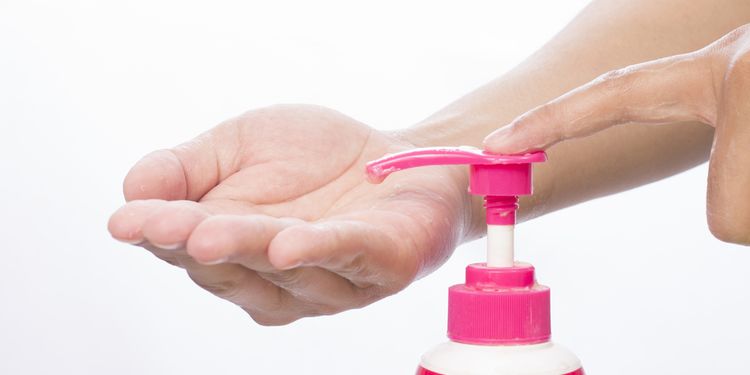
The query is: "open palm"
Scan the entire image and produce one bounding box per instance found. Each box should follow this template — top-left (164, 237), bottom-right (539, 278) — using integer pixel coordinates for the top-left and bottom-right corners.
top-left (108, 104), bottom-right (471, 325)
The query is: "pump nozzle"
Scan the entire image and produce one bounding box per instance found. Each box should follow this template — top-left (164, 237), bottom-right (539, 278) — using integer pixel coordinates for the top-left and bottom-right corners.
top-left (366, 147), bottom-right (545, 267)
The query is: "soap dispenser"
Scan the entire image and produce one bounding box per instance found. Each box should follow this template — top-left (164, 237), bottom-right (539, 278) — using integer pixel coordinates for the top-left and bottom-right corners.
top-left (366, 147), bottom-right (584, 375)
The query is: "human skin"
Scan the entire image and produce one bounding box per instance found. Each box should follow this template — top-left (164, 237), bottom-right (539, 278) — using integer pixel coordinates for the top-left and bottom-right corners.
top-left (108, 106), bottom-right (471, 325)
top-left (108, 0), bottom-right (750, 325)
top-left (484, 24), bottom-right (750, 245)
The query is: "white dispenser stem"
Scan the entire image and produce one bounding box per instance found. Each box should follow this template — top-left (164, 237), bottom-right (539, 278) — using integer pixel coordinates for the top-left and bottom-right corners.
top-left (486, 224), bottom-right (514, 267)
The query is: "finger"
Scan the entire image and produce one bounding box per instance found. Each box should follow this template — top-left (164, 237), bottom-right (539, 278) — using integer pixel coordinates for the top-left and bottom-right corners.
top-left (141, 200), bottom-right (211, 250)
top-left (108, 199), bottom-right (167, 244)
top-left (706, 57), bottom-right (750, 245)
top-left (267, 220), bottom-right (411, 288)
top-left (188, 215), bottom-right (367, 309)
top-left (483, 52), bottom-right (716, 154)
top-left (183, 262), bottom-right (302, 325)
top-left (143, 243), bottom-right (191, 268)
top-left (123, 121), bottom-right (242, 202)
top-left (108, 199), bottom-right (209, 249)
top-left (186, 214), bottom-right (299, 267)
top-left (256, 267), bottom-right (366, 311)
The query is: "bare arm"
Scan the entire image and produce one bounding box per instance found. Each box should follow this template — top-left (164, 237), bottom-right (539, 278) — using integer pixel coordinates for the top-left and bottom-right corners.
top-left (402, 0), bottom-right (750, 238)
top-left (109, 0), bottom-right (750, 324)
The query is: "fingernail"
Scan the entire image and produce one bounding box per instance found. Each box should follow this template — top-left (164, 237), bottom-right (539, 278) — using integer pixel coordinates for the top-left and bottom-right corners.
top-left (113, 234), bottom-right (145, 245)
top-left (151, 242), bottom-right (184, 250)
top-left (201, 256), bottom-right (229, 266)
top-left (483, 126), bottom-right (512, 149)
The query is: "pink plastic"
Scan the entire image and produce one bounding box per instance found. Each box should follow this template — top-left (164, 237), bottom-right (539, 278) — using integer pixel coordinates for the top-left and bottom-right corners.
top-left (366, 148), bottom-right (551, 343)
top-left (448, 263), bottom-right (551, 345)
top-left (365, 147), bottom-right (546, 226)
top-left (484, 196), bottom-right (518, 225)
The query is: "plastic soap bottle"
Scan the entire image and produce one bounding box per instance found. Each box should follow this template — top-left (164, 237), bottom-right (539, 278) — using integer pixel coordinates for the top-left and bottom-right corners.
top-left (366, 147), bottom-right (584, 375)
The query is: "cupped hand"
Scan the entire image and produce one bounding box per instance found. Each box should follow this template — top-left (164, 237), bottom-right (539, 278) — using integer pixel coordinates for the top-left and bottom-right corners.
top-left (108, 104), bottom-right (471, 325)
top-left (484, 25), bottom-right (750, 245)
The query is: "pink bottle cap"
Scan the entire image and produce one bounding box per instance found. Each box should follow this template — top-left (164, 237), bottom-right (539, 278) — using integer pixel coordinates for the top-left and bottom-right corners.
top-left (448, 263), bottom-right (551, 345)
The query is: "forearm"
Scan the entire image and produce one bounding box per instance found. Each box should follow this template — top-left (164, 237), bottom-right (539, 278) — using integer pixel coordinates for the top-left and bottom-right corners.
top-left (401, 0), bottom-right (750, 239)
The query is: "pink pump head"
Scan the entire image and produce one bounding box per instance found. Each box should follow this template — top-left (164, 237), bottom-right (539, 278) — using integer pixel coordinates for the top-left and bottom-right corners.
top-left (366, 147), bottom-right (546, 225)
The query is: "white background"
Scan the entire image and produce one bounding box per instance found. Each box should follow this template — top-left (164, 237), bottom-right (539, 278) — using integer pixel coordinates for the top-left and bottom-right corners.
top-left (2, 0), bottom-right (749, 374)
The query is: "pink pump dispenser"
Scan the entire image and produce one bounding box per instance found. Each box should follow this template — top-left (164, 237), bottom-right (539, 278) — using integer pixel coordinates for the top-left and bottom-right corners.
top-left (366, 147), bottom-right (584, 375)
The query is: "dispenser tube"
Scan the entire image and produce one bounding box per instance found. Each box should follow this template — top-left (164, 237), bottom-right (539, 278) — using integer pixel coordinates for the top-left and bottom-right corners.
top-left (484, 195), bottom-right (519, 267)
top-left (487, 225), bottom-right (514, 267)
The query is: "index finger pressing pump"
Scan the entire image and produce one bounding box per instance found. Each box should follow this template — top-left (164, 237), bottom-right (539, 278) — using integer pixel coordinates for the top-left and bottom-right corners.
top-left (366, 147), bottom-right (584, 375)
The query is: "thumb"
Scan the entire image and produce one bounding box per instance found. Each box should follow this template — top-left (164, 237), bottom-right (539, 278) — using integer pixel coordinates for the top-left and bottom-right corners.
top-left (483, 52), bottom-right (715, 154)
top-left (123, 124), bottom-right (240, 202)
top-left (123, 149), bottom-right (189, 201)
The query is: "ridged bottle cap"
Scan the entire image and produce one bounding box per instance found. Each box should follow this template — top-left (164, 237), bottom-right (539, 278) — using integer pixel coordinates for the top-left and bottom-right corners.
top-left (447, 263), bottom-right (551, 345)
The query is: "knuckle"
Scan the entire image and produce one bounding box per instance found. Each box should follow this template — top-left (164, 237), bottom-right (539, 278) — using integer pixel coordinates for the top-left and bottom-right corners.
top-left (259, 269), bottom-right (306, 291)
top-left (594, 68), bottom-right (626, 83)
top-left (145, 247), bottom-right (186, 268)
top-left (506, 105), bottom-right (556, 144)
top-left (521, 103), bottom-right (568, 143)
top-left (335, 252), bottom-right (370, 281)
top-left (529, 103), bottom-right (557, 125)
top-left (593, 67), bottom-right (634, 93)
top-left (192, 276), bottom-right (244, 301)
